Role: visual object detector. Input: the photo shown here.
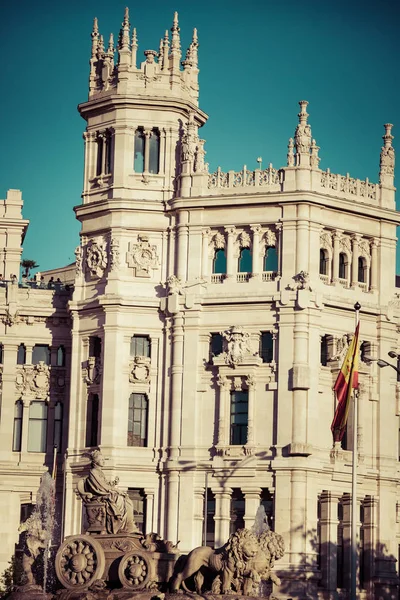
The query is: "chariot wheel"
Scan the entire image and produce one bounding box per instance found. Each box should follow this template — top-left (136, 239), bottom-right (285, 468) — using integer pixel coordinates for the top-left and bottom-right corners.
top-left (55, 534), bottom-right (105, 590)
top-left (118, 551), bottom-right (151, 589)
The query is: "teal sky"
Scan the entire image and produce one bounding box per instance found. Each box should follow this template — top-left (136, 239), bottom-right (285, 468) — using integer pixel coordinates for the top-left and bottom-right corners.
top-left (1, 0), bottom-right (399, 272)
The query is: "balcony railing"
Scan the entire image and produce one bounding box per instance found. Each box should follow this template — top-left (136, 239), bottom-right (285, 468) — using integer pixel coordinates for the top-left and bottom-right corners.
top-left (261, 271), bottom-right (277, 282)
top-left (320, 169), bottom-right (378, 202)
top-left (236, 273), bottom-right (251, 283)
top-left (211, 274), bottom-right (225, 284)
top-left (319, 274), bottom-right (330, 284)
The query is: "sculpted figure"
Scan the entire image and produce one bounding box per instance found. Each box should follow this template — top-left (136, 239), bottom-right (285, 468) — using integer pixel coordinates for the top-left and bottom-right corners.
top-left (77, 449), bottom-right (138, 535)
top-left (19, 512), bottom-right (47, 586)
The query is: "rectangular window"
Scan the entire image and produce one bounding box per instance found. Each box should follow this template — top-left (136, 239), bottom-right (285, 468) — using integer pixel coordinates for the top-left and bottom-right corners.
top-left (206, 489), bottom-right (215, 547)
top-left (260, 332), bottom-right (273, 363)
top-left (320, 335), bottom-right (328, 366)
top-left (32, 344), bottom-right (50, 365)
top-left (53, 402), bottom-right (63, 452)
top-left (128, 393), bottom-right (148, 447)
top-left (17, 344), bottom-right (26, 365)
top-left (130, 335), bottom-right (151, 358)
top-left (28, 401), bottom-right (48, 452)
top-left (96, 135), bottom-right (103, 176)
top-left (134, 129), bottom-right (145, 173)
top-left (210, 333), bottom-right (223, 359)
top-left (86, 394), bottom-right (99, 447)
top-left (149, 129), bottom-right (160, 174)
top-left (127, 488), bottom-right (146, 534)
top-left (230, 488), bottom-right (245, 534)
top-left (13, 401), bottom-right (23, 452)
top-left (89, 336), bottom-right (102, 358)
top-left (230, 390), bottom-right (248, 445)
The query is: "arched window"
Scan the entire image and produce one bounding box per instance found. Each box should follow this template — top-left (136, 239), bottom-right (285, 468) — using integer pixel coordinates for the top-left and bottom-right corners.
top-left (134, 129), bottom-right (145, 173)
top-left (238, 248), bottom-right (252, 273)
top-left (213, 249), bottom-right (226, 274)
top-left (17, 344), bottom-right (26, 365)
top-left (128, 393), bottom-right (148, 447)
top-left (32, 344), bottom-right (50, 365)
top-left (149, 129), bottom-right (160, 174)
top-left (13, 400), bottom-right (23, 452)
top-left (358, 257), bottom-right (366, 283)
top-left (53, 401), bottom-right (63, 452)
top-left (338, 253), bottom-right (347, 279)
top-left (86, 394), bottom-right (99, 447)
top-left (319, 249), bottom-right (328, 275)
top-left (28, 401), bottom-right (48, 452)
top-left (264, 246), bottom-right (278, 272)
top-left (57, 345), bottom-right (65, 367)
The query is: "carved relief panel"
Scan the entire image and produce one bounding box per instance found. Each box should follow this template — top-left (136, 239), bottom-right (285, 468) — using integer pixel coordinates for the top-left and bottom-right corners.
top-left (126, 234), bottom-right (160, 277)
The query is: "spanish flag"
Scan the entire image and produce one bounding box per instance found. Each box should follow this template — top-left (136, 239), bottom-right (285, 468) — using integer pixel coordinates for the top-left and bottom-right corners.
top-left (331, 322), bottom-right (360, 442)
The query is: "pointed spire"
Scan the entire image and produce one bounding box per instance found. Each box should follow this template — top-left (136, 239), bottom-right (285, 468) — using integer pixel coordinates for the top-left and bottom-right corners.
top-left (294, 100), bottom-right (312, 166)
top-left (91, 17), bottom-right (99, 58)
top-left (190, 28), bottom-right (198, 67)
top-left (107, 32), bottom-right (115, 55)
top-left (98, 34), bottom-right (105, 57)
top-left (119, 7), bottom-right (130, 50)
top-left (162, 30), bottom-right (169, 72)
top-left (130, 27), bottom-right (138, 68)
top-left (379, 123), bottom-right (395, 185)
top-left (170, 11), bottom-right (181, 58)
top-left (158, 37), bottom-right (164, 69)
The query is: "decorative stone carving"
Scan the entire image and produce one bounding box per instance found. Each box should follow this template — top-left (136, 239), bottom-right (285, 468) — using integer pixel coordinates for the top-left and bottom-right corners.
top-left (287, 137), bottom-right (295, 167)
top-left (194, 139), bottom-right (207, 172)
top-left (379, 123), bottom-right (395, 180)
top-left (83, 356), bottom-right (102, 385)
top-left (16, 362), bottom-right (50, 400)
top-left (2, 308), bottom-right (19, 327)
top-left (239, 231), bottom-right (251, 248)
top-left (86, 240), bottom-right (108, 278)
top-left (166, 275), bottom-right (183, 295)
top-left (310, 139), bottom-right (320, 168)
top-left (320, 231), bottom-right (333, 249)
top-left (264, 228), bottom-right (277, 248)
top-left (129, 356), bottom-right (150, 383)
top-left (330, 333), bottom-right (352, 361)
top-left (339, 235), bottom-right (352, 255)
top-left (287, 271), bottom-right (312, 291)
top-left (246, 374), bottom-right (255, 388)
top-left (221, 326), bottom-right (256, 368)
top-left (216, 373), bottom-right (230, 389)
top-left (109, 238), bottom-right (120, 271)
top-left (358, 238), bottom-right (370, 258)
top-left (75, 245), bottom-right (83, 275)
top-left (18, 511), bottom-right (47, 588)
top-left (212, 231), bottom-right (225, 249)
top-left (294, 101), bottom-right (312, 160)
top-left (127, 234), bottom-right (159, 277)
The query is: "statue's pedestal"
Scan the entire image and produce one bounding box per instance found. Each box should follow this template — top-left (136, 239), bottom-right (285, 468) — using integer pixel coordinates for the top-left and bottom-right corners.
top-left (55, 593), bottom-right (273, 600)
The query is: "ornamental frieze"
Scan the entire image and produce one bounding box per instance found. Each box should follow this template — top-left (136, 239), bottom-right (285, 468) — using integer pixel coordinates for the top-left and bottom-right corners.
top-left (16, 362), bottom-right (50, 400)
top-left (126, 234), bottom-right (159, 277)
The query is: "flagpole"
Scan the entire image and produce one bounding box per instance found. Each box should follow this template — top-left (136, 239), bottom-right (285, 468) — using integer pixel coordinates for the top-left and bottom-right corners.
top-left (351, 301), bottom-right (361, 600)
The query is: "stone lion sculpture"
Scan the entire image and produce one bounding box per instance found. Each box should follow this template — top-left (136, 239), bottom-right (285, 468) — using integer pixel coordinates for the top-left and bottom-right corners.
top-left (171, 527), bottom-right (284, 595)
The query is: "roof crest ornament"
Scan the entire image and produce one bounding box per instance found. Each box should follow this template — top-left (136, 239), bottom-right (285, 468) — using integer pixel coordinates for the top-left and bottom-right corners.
top-left (294, 100), bottom-right (312, 166)
top-left (379, 123), bottom-right (395, 185)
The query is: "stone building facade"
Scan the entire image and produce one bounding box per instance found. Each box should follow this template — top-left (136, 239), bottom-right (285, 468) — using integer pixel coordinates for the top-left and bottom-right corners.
top-left (0, 8), bottom-right (400, 599)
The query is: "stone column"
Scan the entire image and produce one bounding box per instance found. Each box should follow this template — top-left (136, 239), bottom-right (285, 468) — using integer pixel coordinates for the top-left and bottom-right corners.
top-left (250, 225), bottom-right (261, 279)
top-left (159, 128), bottom-right (166, 175)
top-left (224, 226), bottom-right (236, 281)
top-left (166, 470), bottom-right (179, 543)
top-left (289, 470), bottom-right (306, 565)
top-left (0, 342), bottom-right (19, 459)
top-left (176, 212), bottom-right (189, 282)
top-left (243, 488), bottom-right (261, 529)
top-left (144, 489), bottom-right (155, 534)
top-left (351, 234), bottom-right (360, 288)
top-left (143, 129), bottom-right (152, 173)
top-left (112, 125), bottom-right (135, 189)
top-left (332, 230), bottom-right (342, 284)
top-left (216, 374), bottom-right (230, 448)
top-left (214, 488), bottom-right (232, 547)
top-left (201, 228), bottom-right (211, 280)
top-left (25, 344), bottom-right (33, 365)
top-left (246, 374), bottom-right (256, 447)
top-left (295, 204), bottom-right (310, 273)
top-left (291, 311), bottom-right (310, 452)
top-left (319, 491), bottom-right (340, 592)
top-left (370, 239), bottom-right (379, 292)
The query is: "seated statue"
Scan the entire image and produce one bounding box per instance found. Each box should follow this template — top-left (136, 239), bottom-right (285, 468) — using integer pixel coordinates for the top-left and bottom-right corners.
top-left (77, 449), bottom-right (138, 535)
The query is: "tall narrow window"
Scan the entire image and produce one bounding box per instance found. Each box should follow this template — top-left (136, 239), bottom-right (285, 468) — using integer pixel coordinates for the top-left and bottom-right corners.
top-left (261, 488), bottom-right (274, 530)
top-left (134, 129), bottom-right (145, 173)
top-left (96, 135), bottom-right (103, 176)
top-left (32, 344), bottom-right (50, 365)
top-left (86, 394), bottom-right (99, 447)
top-left (53, 402), bottom-right (63, 452)
top-left (17, 344), bottom-right (26, 365)
top-left (230, 489), bottom-right (245, 534)
top-left (0, 343), bottom-right (3, 364)
top-left (320, 335), bottom-right (328, 366)
top-left (206, 489), bottom-right (216, 547)
top-left (127, 393), bottom-right (148, 447)
top-left (230, 390), bottom-right (248, 445)
top-left (358, 257), bottom-right (366, 283)
top-left (89, 336), bottom-right (102, 358)
top-left (238, 248), bottom-right (252, 273)
top-left (28, 401), bottom-right (48, 452)
top-left (13, 400), bottom-right (23, 452)
top-left (264, 246), bottom-right (278, 272)
top-left (127, 489), bottom-right (146, 534)
top-left (210, 333), bottom-right (223, 359)
top-left (213, 249), bottom-right (227, 274)
top-left (130, 335), bottom-right (151, 358)
top-left (57, 345), bottom-right (65, 367)
top-left (260, 332), bottom-right (273, 363)
top-left (149, 129), bottom-right (160, 174)
top-left (319, 249), bottom-right (328, 275)
top-left (105, 130), bottom-right (113, 174)
top-left (338, 253), bottom-right (347, 279)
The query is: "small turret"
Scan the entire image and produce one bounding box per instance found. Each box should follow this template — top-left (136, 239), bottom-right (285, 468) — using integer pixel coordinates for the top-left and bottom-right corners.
top-left (379, 123), bottom-right (395, 186)
top-left (89, 18), bottom-right (100, 94)
top-left (118, 7), bottom-right (131, 67)
top-left (294, 100), bottom-right (312, 167)
top-left (169, 12), bottom-right (181, 85)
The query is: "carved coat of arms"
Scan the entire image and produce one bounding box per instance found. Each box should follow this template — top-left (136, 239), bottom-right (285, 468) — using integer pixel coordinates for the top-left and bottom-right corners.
top-left (127, 235), bottom-right (159, 277)
top-left (222, 326), bottom-right (255, 368)
top-left (129, 356), bottom-right (150, 383)
top-left (16, 362), bottom-right (50, 400)
top-left (86, 240), bottom-right (108, 278)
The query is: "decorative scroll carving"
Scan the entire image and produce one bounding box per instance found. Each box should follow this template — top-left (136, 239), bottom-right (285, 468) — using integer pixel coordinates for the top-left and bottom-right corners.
top-left (264, 228), bottom-right (277, 247)
top-left (212, 231), bottom-right (225, 249)
top-left (86, 240), bottom-right (108, 278)
top-left (129, 356), bottom-right (150, 383)
top-left (320, 231), bottom-right (333, 250)
top-left (239, 231), bottom-right (251, 248)
top-left (16, 362), bottom-right (50, 400)
top-left (127, 235), bottom-right (159, 277)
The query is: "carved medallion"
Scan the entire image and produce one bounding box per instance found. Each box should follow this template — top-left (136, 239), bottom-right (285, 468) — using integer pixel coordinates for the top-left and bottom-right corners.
top-left (127, 235), bottom-right (159, 277)
top-left (86, 240), bottom-right (108, 278)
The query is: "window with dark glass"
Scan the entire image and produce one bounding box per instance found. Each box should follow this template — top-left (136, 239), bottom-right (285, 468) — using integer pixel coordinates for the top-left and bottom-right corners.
top-left (261, 488), bottom-right (274, 530)
top-left (128, 393), bottom-right (148, 447)
top-left (86, 393), bottom-right (99, 447)
top-left (213, 249), bottom-right (227, 274)
top-left (53, 402), bottom-right (63, 452)
top-left (264, 246), bottom-right (278, 272)
top-left (127, 488), bottom-right (146, 534)
top-left (319, 249), bottom-right (328, 275)
top-left (206, 489), bottom-right (215, 546)
top-left (149, 129), bottom-right (160, 174)
top-left (210, 333), bottom-right (223, 358)
top-left (338, 253), bottom-right (346, 279)
top-left (230, 390), bottom-right (248, 445)
top-left (134, 129), bottom-right (145, 173)
top-left (260, 332), bottom-right (273, 363)
top-left (320, 335), bottom-right (328, 366)
top-left (17, 343), bottom-right (26, 365)
top-left (28, 401), bottom-right (48, 452)
top-left (96, 130), bottom-right (113, 176)
top-left (89, 336), bottom-right (102, 358)
top-left (57, 345), bottom-right (65, 367)
top-left (96, 134), bottom-right (104, 176)
top-left (13, 400), bottom-right (23, 452)
top-left (230, 489), bottom-right (245, 534)
top-left (105, 130), bottom-right (113, 174)
top-left (130, 335), bottom-right (151, 358)
top-left (0, 343), bottom-right (3, 364)
top-left (238, 248), bottom-right (252, 273)
top-left (32, 344), bottom-right (50, 365)
top-left (358, 257), bottom-right (366, 283)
